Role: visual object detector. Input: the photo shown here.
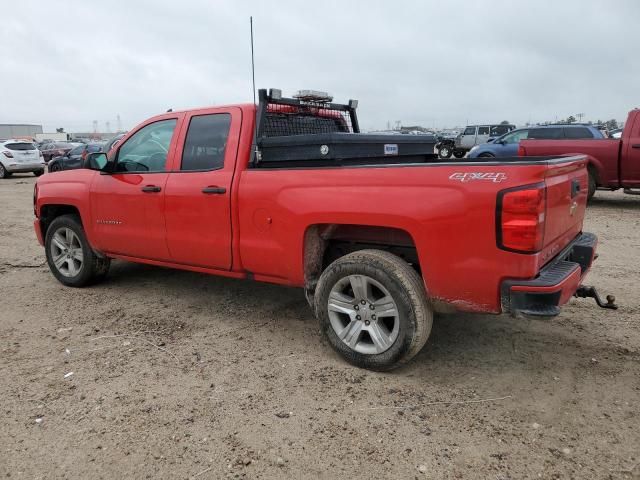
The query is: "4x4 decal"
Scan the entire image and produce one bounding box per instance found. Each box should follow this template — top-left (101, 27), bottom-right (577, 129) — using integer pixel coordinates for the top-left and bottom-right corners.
top-left (449, 172), bottom-right (507, 183)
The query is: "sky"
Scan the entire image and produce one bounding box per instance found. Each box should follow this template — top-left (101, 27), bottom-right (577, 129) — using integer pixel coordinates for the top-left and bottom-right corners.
top-left (1, 0), bottom-right (638, 133)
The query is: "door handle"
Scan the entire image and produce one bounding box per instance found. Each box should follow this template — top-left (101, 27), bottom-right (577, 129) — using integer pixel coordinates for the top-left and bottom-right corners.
top-left (141, 185), bottom-right (162, 193)
top-left (202, 186), bottom-right (226, 195)
top-left (632, 144), bottom-right (640, 149)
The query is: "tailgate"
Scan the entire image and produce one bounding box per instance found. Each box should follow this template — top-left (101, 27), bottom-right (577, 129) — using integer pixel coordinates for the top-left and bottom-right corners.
top-left (541, 156), bottom-right (588, 261)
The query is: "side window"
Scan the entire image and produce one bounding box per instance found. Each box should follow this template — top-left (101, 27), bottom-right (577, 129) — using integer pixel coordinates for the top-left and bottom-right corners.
top-left (503, 130), bottom-right (529, 144)
top-left (491, 125), bottom-right (511, 136)
top-left (116, 119), bottom-right (177, 172)
top-left (529, 127), bottom-right (563, 139)
top-left (463, 126), bottom-right (476, 136)
top-left (69, 145), bottom-right (84, 156)
top-left (477, 126), bottom-right (490, 135)
top-left (564, 127), bottom-right (594, 139)
top-left (181, 114), bottom-right (231, 171)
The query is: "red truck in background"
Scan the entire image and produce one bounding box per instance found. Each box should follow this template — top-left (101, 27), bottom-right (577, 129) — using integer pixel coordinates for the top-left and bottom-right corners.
top-left (33, 89), bottom-right (615, 370)
top-left (519, 109), bottom-right (640, 199)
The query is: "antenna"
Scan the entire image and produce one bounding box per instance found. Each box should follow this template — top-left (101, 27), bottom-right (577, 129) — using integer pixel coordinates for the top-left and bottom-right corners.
top-left (250, 16), bottom-right (260, 163)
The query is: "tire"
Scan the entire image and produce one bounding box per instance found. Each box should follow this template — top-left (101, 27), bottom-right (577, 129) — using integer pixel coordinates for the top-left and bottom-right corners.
top-left (587, 168), bottom-right (597, 201)
top-left (478, 153), bottom-right (495, 158)
top-left (314, 249), bottom-right (433, 371)
top-left (0, 163), bottom-right (8, 178)
top-left (49, 162), bottom-right (62, 172)
top-left (33, 169), bottom-right (44, 177)
top-left (438, 146), bottom-right (452, 159)
top-left (45, 214), bottom-right (110, 287)
top-left (453, 150), bottom-right (466, 159)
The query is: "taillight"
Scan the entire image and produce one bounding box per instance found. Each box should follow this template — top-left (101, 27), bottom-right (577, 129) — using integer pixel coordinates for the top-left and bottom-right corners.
top-left (497, 184), bottom-right (546, 253)
top-left (2, 150), bottom-right (13, 158)
top-left (517, 145), bottom-right (526, 156)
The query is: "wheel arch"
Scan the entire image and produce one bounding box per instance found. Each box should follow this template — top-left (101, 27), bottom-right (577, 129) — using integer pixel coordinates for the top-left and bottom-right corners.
top-left (38, 204), bottom-right (83, 240)
top-left (302, 223), bottom-right (421, 292)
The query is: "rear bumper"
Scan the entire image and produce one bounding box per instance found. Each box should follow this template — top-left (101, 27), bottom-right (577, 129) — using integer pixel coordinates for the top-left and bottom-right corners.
top-left (501, 232), bottom-right (597, 317)
top-left (4, 161), bottom-right (45, 173)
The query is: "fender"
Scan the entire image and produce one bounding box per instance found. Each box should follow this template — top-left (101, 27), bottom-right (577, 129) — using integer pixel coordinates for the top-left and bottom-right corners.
top-left (35, 170), bottom-right (99, 248)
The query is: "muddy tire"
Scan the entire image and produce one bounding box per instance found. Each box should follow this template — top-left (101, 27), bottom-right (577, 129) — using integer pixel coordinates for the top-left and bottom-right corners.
top-left (45, 214), bottom-right (110, 287)
top-left (314, 249), bottom-right (432, 371)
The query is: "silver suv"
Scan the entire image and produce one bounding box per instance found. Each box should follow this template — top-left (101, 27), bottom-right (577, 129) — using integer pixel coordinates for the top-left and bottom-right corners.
top-left (0, 140), bottom-right (46, 178)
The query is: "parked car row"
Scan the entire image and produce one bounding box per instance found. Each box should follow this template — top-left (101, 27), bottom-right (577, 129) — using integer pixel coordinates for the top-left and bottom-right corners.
top-left (468, 124), bottom-right (604, 158)
top-left (0, 134), bottom-right (127, 179)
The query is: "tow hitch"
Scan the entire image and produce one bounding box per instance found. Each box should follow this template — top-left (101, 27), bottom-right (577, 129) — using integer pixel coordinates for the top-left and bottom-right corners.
top-left (574, 285), bottom-right (618, 310)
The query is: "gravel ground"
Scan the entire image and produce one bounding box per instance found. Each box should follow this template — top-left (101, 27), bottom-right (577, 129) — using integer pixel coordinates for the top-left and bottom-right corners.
top-left (1, 175), bottom-right (638, 479)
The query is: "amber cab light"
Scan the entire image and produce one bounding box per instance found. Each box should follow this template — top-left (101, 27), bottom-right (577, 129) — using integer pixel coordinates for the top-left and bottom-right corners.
top-left (497, 184), bottom-right (546, 253)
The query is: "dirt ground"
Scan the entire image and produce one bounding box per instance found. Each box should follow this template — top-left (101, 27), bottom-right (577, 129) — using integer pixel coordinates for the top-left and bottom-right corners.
top-left (1, 175), bottom-right (638, 480)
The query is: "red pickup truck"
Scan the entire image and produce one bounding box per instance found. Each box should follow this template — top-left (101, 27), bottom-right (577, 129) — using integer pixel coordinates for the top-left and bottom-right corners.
top-left (33, 89), bottom-right (612, 370)
top-left (519, 109), bottom-right (640, 199)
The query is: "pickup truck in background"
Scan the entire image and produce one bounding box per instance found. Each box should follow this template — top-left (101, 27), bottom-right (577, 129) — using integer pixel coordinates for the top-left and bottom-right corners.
top-left (33, 89), bottom-right (613, 370)
top-left (519, 109), bottom-right (640, 199)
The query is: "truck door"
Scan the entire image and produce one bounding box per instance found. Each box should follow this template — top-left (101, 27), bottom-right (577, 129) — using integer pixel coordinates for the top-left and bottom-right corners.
top-left (163, 108), bottom-right (240, 270)
top-left (90, 117), bottom-right (181, 260)
top-left (459, 126), bottom-right (477, 149)
top-left (621, 113), bottom-right (640, 187)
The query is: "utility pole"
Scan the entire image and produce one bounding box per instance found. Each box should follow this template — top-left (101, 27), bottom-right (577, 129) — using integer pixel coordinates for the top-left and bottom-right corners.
top-left (576, 113), bottom-right (584, 123)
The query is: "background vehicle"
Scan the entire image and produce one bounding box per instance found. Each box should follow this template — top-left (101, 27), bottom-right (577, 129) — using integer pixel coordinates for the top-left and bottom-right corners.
top-left (437, 124), bottom-right (514, 158)
top-left (470, 124), bottom-right (604, 158)
top-left (519, 109), bottom-right (640, 199)
top-left (0, 139), bottom-right (45, 178)
top-left (102, 133), bottom-right (126, 154)
top-left (48, 142), bottom-right (105, 172)
top-left (34, 89), bottom-right (605, 370)
top-left (609, 128), bottom-right (623, 139)
top-left (39, 142), bottom-right (80, 163)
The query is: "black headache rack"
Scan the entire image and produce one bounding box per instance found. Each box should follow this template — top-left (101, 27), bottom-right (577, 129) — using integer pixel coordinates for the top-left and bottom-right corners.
top-left (252, 88), bottom-right (437, 168)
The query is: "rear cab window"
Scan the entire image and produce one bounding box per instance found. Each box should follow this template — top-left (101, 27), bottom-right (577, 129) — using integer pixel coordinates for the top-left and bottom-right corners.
top-left (477, 126), bottom-right (490, 135)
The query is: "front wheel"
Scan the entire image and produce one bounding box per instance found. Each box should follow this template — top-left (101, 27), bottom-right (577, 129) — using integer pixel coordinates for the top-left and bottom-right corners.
top-left (45, 214), bottom-right (110, 287)
top-left (48, 162), bottom-right (62, 172)
top-left (438, 146), bottom-right (452, 159)
top-left (33, 169), bottom-right (44, 177)
top-left (314, 250), bottom-right (433, 371)
top-left (478, 152), bottom-right (495, 158)
top-left (0, 163), bottom-right (9, 178)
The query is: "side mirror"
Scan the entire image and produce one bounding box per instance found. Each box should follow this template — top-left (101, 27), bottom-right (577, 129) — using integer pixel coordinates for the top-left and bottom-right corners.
top-left (86, 152), bottom-right (110, 171)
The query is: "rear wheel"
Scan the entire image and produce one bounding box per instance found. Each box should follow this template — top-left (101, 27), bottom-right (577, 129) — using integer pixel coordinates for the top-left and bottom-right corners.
top-left (453, 150), bottom-right (466, 158)
top-left (314, 250), bottom-right (432, 371)
top-left (33, 169), bottom-right (44, 177)
top-left (45, 214), bottom-right (110, 287)
top-left (438, 145), bottom-right (452, 159)
top-left (587, 168), bottom-right (597, 201)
